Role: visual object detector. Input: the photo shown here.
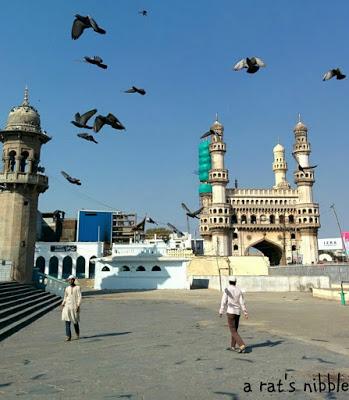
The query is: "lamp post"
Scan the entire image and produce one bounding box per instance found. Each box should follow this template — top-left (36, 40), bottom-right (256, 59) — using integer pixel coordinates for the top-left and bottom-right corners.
top-left (330, 204), bottom-right (347, 305)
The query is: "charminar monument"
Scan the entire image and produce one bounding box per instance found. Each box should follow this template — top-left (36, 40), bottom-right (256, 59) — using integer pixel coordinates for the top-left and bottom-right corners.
top-left (198, 116), bottom-right (320, 266)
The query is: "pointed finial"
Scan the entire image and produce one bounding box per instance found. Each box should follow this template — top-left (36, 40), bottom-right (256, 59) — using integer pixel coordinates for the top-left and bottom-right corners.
top-left (298, 112), bottom-right (301, 123)
top-left (23, 86), bottom-right (29, 106)
top-left (277, 135), bottom-right (280, 144)
top-left (215, 112), bottom-right (219, 122)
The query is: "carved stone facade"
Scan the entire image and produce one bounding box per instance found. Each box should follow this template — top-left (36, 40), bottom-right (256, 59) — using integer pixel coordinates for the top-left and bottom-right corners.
top-left (0, 89), bottom-right (51, 283)
top-left (199, 118), bottom-right (320, 265)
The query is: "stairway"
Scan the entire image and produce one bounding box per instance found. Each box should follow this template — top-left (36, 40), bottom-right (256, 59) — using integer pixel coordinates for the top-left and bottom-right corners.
top-left (0, 281), bottom-right (62, 341)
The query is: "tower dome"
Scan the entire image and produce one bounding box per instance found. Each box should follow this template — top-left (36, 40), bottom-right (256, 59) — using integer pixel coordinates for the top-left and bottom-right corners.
top-left (293, 114), bottom-right (308, 133)
top-left (4, 88), bottom-right (42, 134)
top-left (273, 143), bottom-right (284, 152)
top-left (210, 113), bottom-right (224, 135)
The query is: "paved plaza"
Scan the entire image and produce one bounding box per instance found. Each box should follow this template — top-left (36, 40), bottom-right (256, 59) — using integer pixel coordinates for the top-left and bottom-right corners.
top-left (1, 290), bottom-right (349, 400)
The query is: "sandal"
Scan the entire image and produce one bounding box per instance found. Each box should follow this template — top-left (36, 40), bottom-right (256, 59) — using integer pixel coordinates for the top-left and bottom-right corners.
top-left (238, 345), bottom-right (246, 353)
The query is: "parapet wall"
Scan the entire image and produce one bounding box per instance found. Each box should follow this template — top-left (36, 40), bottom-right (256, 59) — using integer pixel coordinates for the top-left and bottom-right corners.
top-left (187, 255), bottom-right (269, 277)
top-left (190, 275), bottom-right (330, 292)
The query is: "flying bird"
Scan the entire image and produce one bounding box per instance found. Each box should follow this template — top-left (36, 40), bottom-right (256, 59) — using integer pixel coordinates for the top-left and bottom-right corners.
top-left (233, 57), bottom-right (266, 73)
top-left (200, 129), bottom-right (220, 139)
top-left (322, 68), bottom-right (346, 81)
top-left (181, 203), bottom-right (204, 219)
top-left (292, 153), bottom-right (318, 174)
top-left (93, 113), bottom-right (126, 132)
top-left (77, 133), bottom-right (98, 144)
top-left (146, 217), bottom-right (158, 225)
top-left (0, 184), bottom-right (7, 191)
top-left (71, 15), bottom-right (106, 40)
top-left (61, 171), bottom-right (82, 186)
top-left (132, 218), bottom-right (146, 232)
top-left (138, 10), bottom-right (148, 16)
top-left (124, 86), bottom-right (146, 96)
top-left (167, 223), bottom-right (184, 237)
top-left (71, 109), bottom-right (97, 129)
top-left (37, 166), bottom-right (45, 173)
top-left (84, 56), bottom-right (108, 69)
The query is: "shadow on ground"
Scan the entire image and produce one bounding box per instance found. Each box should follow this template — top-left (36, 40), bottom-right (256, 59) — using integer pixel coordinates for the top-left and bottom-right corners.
top-left (80, 332), bottom-right (132, 339)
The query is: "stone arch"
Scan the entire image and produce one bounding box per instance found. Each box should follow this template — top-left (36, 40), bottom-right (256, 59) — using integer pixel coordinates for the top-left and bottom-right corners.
top-left (89, 256), bottom-right (96, 278)
top-left (76, 256), bottom-right (86, 278)
top-left (245, 239), bottom-right (283, 266)
top-left (20, 151), bottom-right (29, 173)
top-left (62, 256), bottom-right (72, 279)
top-left (35, 256), bottom-right (45, 274)
top-left (49, 256), bottom-right (58, 277)
top-left (9, 150), bottom-right (16, 172)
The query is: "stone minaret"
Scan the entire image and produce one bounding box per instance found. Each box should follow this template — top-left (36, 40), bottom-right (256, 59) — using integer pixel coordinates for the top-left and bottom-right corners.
top-left (0, 88), bottom-right (51, 283)
top-left (272, 143), bottom-right (290, 189)
top-left (293, 116), bottom-right (320, 265)
top-left (207, 117), bottom-right (231, 256)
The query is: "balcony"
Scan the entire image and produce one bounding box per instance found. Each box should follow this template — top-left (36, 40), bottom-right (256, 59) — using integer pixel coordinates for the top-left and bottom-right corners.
top-left (0, 172), bottom-right (48, 188)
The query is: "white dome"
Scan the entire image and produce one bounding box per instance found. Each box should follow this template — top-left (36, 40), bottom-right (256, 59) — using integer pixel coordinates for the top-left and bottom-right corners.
top-left (273, 143), bottom-right (284, 152)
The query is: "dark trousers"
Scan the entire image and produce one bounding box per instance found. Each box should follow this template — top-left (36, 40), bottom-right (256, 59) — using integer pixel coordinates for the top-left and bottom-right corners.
top-left (65, 321), bottom-right (80, 338)
top-left (227, 313), bottom-right (245, 348)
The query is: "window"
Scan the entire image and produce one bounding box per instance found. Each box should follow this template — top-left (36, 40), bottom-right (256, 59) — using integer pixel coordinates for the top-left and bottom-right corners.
top-left (279, 215), bottom-right (285, 224)
top-left (233, 244), bottom-right (238, 251)
top-left (231, 214), bottom-right (237, 224)
top-left (102, 266), bottom-right (110, 272)
top-left (136, 266), bottom-right (145, 271)
top-left (241, 215), bottom-right (247, 224)
top-left (152, 266), bottom-right (161, 271)
top-left (122, 265), bottom-right (130, 272)
top-left (233, 232), bottom-right (238, 239)
top-left (9, 150), bottom-right (16, 172)
top-left (291, 233), bottom-right (296, 239)
top-left (292, 245), bottom-right (296, 251)
top-left (269, 215), bottom-right (275, 224)
top-left (289, 215), bottom-right (294, 223)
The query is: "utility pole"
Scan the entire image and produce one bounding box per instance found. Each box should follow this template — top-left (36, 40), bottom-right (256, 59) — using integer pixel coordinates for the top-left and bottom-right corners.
top-left (330, 204), bottom-right (348, 263)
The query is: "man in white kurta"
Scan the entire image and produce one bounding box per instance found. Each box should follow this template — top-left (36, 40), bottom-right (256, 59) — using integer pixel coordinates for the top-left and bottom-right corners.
top-left (62, 275), bottom-right (82, 341)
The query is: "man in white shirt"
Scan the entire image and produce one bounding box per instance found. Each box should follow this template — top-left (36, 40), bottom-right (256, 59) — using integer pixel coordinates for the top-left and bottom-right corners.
top-left (219, 276), bottom-right (248, 353)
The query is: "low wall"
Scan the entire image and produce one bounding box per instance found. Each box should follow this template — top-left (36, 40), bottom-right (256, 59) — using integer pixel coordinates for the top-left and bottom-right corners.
top-left (190, 275), bottom-right (330, 292)
top-left (312, 288), bottom-right (348, 302)
top-left (269, 264), bottom-right (349, 284)
top-left (188, 255), bottom-right (269, 277)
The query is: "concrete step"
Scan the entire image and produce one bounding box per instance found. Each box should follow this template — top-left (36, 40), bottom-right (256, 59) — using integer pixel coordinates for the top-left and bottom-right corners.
top-left (0, 284), bottom-right (33, 292)
top-left (0, 286), bottom-right (36, 299)
top-left (0, 297), bottom-right (62, 342)
top-left (0, 292), bottom-right (55, 319)
top-left (0, 288), bottom-right (43, 304)
top-left (0, 295), bottom-right (62, 331)
top-left (0, 291), bottom-right (52, 311)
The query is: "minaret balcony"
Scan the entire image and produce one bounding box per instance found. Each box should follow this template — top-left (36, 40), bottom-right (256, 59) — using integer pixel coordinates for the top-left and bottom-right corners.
top-left (0, 171), bottom-right (48, 188)
top-left (293, 143), bottom-right (311, 153)
top-left (208, 203), bottom-right (231, 216)
top-left (209, 142), bottom-right (226, 153)
top-left (208, 169), bottom-right (229, 184)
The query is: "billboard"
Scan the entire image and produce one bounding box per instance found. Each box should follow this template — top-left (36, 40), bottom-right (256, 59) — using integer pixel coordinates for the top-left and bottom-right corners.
top-left (318, 238), bottom-right (342, 251)
top-left (342, 232), bottom-right (349, 254)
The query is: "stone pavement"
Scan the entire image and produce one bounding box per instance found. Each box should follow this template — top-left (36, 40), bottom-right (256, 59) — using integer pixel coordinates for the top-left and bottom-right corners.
top-left (1, 290), bottom-right (349, 400)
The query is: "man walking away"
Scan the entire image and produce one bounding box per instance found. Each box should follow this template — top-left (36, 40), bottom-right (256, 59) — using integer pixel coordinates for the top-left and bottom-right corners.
top-left (219, 276), bottom-right (248, 353)
top-left (62, 275), bottom-right (82, 341)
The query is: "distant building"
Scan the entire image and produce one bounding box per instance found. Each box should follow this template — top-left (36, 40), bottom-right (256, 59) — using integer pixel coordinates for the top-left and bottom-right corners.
top-left (38, 211), bottom-right (77, 242)
top-left (34, 241), bottom-right (103, 279)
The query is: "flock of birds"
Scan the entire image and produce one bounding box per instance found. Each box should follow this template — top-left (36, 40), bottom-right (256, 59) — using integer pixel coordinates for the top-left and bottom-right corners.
top-left (55, 11), bottom-right (345, 235)
top-left (57, 11), bottom-right (199, 237)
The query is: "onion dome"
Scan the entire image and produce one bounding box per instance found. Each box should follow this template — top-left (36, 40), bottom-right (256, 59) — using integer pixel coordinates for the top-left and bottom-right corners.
top-left (293, 114), bottom-right (308, 133)
top-left (4, 87), bottom-right (42, 134)
top-left (210, 113), bottom-right (224, 135)
top-left (273, 143), bottom-right (284, 152)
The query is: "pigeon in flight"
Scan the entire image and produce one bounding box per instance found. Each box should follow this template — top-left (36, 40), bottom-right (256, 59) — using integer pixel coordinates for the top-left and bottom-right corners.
top-left (124, 86), bottom-right (146, 96)
top-left (233, 57), bottom-right (266, 73)
top-left (93, 113), bottom-right (126, 132)
top-left (84, 56), bottom-right (108, 69)
top-left (61, 171), bottom-right (82, 186)
top-left (322, 68), bottom-right (346, 81)
top-left (200, 129), bottom-right (220, 139)
top-left (145, 217), bottom-right (158, 225)
top-left (167, 223), bottom-right (184, 237)
top-left (292, 153), bottom-right (318, 174)
top-left (71, 109), bottom-right (97, 129)
top-left (139, 10), bottom-right (148, 16)
top-left (71, 15), bottom-right (106, 40)
top-left (77, 133), bottom-right (98, 144)
top-left (181, 203), bottom-right (204, 219)
top-left (132, 218), bottom-right (146, 232)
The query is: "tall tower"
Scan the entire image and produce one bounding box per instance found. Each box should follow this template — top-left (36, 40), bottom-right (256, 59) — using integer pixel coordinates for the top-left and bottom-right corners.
top-left (272, 143), bottom-right (290, 189)
top-left (0, 88), bottom-right (51, 283)
top-left (293, 117), bottom-right (320, 265)
top-left (207, 117), bottom-right (231, 256)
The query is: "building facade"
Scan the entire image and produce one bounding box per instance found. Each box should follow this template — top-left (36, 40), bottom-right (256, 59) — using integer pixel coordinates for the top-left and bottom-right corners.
top-left (199, 117), bottom-right (320, 265)
top-left (0, 89), bottom-right (51, 283)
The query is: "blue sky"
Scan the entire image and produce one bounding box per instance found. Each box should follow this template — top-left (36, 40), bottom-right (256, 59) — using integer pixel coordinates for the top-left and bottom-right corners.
top-left (0, 0), bottom-right (348, 237)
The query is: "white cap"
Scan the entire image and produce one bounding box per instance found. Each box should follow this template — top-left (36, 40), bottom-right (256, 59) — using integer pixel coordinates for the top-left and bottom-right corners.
top-left (68, 275), bottom-right (76, 280)
top-left (228, 275), bottom-right (237, 282)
